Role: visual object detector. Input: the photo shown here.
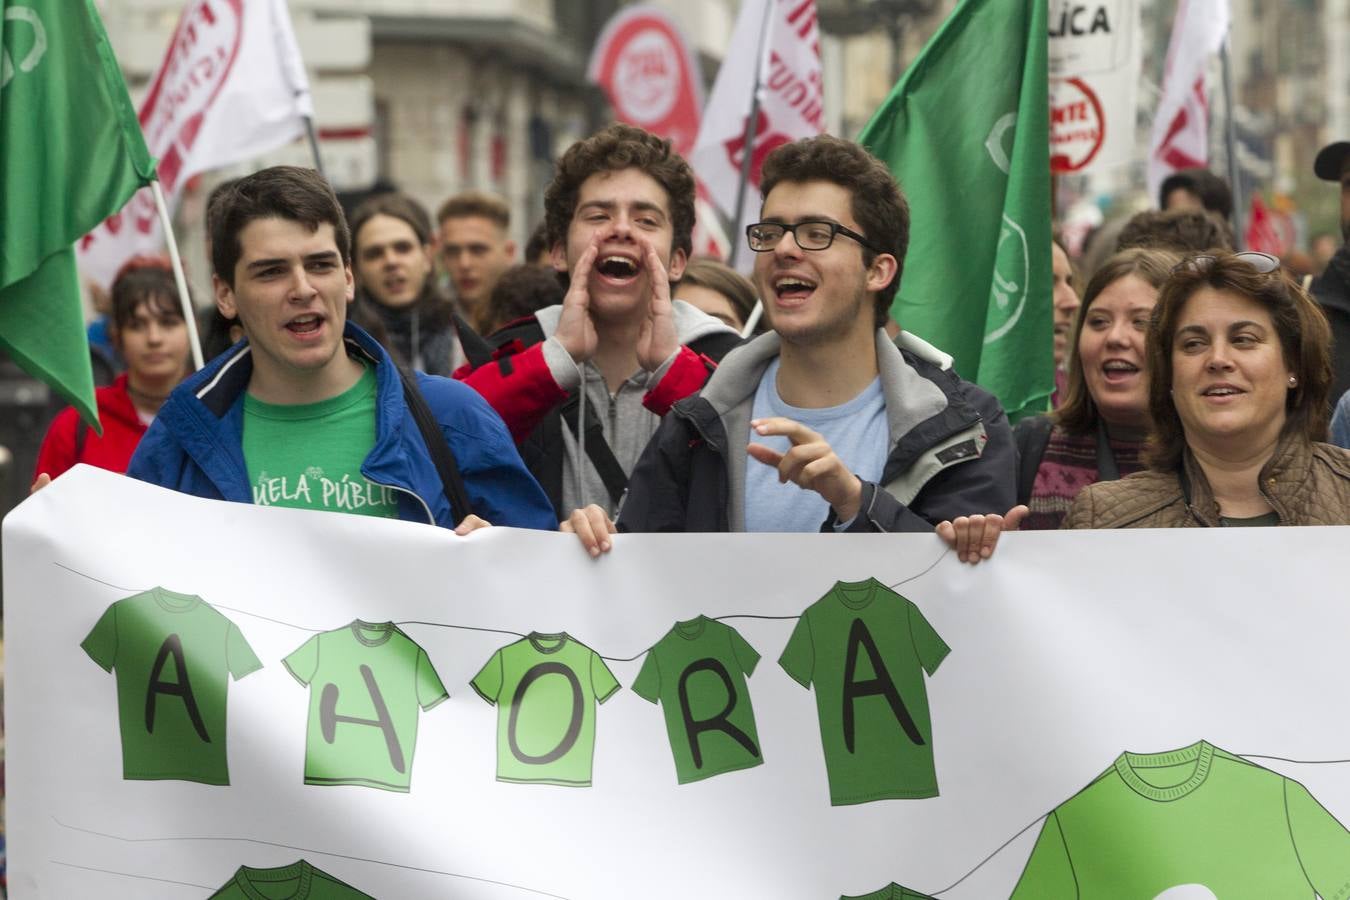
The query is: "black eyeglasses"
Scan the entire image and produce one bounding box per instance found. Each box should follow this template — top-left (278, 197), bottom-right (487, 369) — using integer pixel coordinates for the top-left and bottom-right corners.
top-left (745, 220), bottom-right (882, 254)
top-left (1175, 251), bottom-right (1281, 275)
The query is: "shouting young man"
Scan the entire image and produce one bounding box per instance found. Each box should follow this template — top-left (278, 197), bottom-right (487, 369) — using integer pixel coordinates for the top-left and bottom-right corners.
top-left (567, 135), bottom-right (1020, 555)
top-left (128, 166), bottom-right (554, 532)
top-left (457, 123), bottom-right (740, 520)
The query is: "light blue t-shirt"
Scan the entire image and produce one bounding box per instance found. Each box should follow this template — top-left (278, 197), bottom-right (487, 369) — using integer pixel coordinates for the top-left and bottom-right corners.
top-left (744, 358), bottom-right (889, 532)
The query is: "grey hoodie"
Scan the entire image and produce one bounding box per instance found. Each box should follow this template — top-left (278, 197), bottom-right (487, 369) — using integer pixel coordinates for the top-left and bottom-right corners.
top-left (535, 300), bottom-right (738, 515)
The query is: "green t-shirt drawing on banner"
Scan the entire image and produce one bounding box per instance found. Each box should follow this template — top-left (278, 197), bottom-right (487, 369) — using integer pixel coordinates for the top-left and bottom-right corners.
top-left (283, 621), bottom-right (448, 792)
top-left (631, 616), bottom-right (764, 784)
top-left (243, 364), bottom-right (400, 518)
top-left (81, 587), bottom-right (262, 785)
top-left (841, 885), bottom-right (937, 900)
top-left (779, 577), bottom-right (950, 806)
top-left (471, 633), bottom-right (620, 787)
top-left (1011, 740), bottom-right (1350, 899)
top-left (208, 859), bottom-right (374, 899)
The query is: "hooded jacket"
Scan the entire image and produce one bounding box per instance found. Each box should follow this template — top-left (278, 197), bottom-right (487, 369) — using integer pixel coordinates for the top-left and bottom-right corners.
top-left (458, 300), bottom-right (741, 518)
top-left (616, 330), bottom-right (1017, 533)
top-left (35, 374), bottom-right (147, 479)
top-left (126, 323), bottom-right (556, 531)
top-left (1312, 242), bottom-right (1350, 405)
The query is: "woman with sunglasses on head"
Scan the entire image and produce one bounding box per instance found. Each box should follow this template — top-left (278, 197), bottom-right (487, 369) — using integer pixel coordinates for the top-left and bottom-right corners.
top-left (1065, 251), bottom-right (1350, 528)
top-left (1015, 247), bottom-right (1179, 529)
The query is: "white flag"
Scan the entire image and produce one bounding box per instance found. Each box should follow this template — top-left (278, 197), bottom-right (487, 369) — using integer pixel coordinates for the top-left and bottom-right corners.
top-left (77, 0), bottom-right (314, 287)
top-left (1146, 0), bottom-right (1230, 205)
top-left (691, 0), bottom-right (822, 261)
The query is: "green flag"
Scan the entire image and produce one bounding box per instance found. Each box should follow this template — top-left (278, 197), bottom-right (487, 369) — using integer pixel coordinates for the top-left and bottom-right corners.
top-left (858, 0), bottom-right (1052, 420)
top-left (0, 0), bottom-right (155, 426)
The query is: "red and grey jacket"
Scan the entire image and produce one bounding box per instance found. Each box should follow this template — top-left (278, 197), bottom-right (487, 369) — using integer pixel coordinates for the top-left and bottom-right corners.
top-left (455, 301), bottom-right (742, 519)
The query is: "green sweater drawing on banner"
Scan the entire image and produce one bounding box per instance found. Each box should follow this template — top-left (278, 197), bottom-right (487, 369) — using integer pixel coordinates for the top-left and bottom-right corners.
top-left (778, 578), bottom-right (949, 806)
top-left (471, 632), bottom-right (619, 787)
top-left (841, 885), bottom-right (936, 900)
top-left (284, 621), bottom-right (448, 792)
top-left (81, 587), bottom-right (262, 785)
top-left (631, 616), bottom-right (764, 784)
top-left (1010, 740), bottom-right (1350, 899)
top-left (208, 859), bottom-right (374, 899)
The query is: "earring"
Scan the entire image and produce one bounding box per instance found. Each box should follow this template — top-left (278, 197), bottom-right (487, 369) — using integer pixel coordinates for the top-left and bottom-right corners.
top-left (1288, 375), bottom-right (1298, 388)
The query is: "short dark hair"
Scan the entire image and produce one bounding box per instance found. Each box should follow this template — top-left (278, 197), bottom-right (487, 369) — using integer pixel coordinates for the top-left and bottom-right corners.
top-left (110, 256), bottom-right (183, 331)
top-left (677, 258), bottom-right (761, 334)
top-left (436, 190), bottom-right (510, 230)
top-left (1146, 252), bottom-right (1333, 469)
top-left (210, 167), bottom-right (349, 288)
top-left (543, 123), bottom-right (695, 260)
top-left (523, 221), bottom-right (550, 264)
top-left (485, 264), bottom-right (566, 334)
top-left (759, 135), bottom-right (909, 328)
top-left (1159, 168), bottom-right (1234, 220)
top-left (1054, 247), bottom-right (1179, 435)
top-left (1116, 208), bottom-right (1234, 255)
top-left (350, 191), bottom-right (434, 249)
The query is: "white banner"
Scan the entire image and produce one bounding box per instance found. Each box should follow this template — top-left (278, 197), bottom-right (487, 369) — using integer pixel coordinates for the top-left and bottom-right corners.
top-left (6, 468), bottom-right (1350, 898)
top-left (76, 0), bottom-right (314, 288)
top-left (1146, 0), bottom-right (1231, 203)
top-left (691, 0), bottom-right (822, 255)
top-left (1048, 0), bottom-right (1141, 174)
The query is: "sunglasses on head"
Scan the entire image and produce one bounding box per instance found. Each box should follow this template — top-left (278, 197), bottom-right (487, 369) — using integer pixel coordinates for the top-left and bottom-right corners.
top-left (1174, 251), bottom-right (1281, 275)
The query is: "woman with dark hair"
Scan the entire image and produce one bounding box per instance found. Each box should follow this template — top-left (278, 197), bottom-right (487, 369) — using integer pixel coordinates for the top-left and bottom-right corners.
top-left (1066, 251), bottom-right (1350, 527)
top-left (34, 257), bottom-right (194, 482)
top-left (1015, 247), bottom-right (1179, 529)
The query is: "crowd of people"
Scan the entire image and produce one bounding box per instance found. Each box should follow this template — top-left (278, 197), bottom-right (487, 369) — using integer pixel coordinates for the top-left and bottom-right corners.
top-left (28, 123), bottom-right (1350, 563)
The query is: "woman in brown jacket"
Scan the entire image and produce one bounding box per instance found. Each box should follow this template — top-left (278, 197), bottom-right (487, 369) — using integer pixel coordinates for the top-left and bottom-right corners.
top-left (1065, 251), bottom-right (1350, 528)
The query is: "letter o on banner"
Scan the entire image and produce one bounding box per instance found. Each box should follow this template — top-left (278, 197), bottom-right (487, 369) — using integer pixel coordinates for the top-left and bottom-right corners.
top-left (508, 662), bottom-right (584, 765)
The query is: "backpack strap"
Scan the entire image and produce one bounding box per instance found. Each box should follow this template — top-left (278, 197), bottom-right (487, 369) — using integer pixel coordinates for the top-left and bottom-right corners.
top-left (397, 366), bottom-right (474, 526)
top-left (559, 394), bottom-right (628, 506)
top-left (74, 418), bottom-right (88, 462)
top-left (1012, 414), bottom-right (1054, 508)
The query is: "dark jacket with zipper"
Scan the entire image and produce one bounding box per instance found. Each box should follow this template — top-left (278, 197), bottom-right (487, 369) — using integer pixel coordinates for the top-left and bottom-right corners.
top-left (616, 330), bottom-right (1017, 533)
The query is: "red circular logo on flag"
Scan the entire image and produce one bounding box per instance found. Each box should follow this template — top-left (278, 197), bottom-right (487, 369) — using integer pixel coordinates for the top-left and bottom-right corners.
top-left (587, 9), bottom-right (702, 156)
top-left (1050, 77), bottom-right (1106, 174)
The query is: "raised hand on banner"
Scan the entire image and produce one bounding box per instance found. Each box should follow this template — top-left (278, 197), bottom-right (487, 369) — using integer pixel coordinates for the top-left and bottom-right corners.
top-left (454, 514), bottom-right (493, 536)
top-left (561, 504), bottom-right (617, 558)
top-left (936, 506), bottom-right (1029, 565)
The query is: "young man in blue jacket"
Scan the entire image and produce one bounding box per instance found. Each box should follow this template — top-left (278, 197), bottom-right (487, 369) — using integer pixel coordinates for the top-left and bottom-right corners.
top-left (127, 166), bottom-right (554, 532)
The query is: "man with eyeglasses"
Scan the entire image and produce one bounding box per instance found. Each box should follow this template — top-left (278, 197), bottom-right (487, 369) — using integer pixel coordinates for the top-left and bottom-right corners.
top-left (564, 135), bottom-right (1017, 551)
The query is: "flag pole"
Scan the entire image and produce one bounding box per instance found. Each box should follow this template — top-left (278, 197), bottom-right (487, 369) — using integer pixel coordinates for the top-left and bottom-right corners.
top-left (727, 0), bottom-right (774, 272)
top-left (1220, 37), bottom-right (1245, 249)
top-left (303, 115), bottom-right (328, 182)
top-left (150, 180), bottom-right (205, 370)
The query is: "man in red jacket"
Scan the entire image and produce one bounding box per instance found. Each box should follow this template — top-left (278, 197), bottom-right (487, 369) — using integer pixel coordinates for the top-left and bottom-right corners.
top-left (456, 124), bottom-right (739, 520)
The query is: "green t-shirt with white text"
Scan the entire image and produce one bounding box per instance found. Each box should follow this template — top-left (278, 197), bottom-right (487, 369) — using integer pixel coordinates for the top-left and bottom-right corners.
top-left (243, 364), bottom-right (400, 518)
top-left (284, 621), bottom-right (448, 792)
top-left (1011, 740), bottom-right (1350, 899)
top-left (631, 616), bottom-right (764, 784)
top-left (471, 633), bottom-right (620, 787)
top-left (81, 588), bottom-right (262, 785)
top-left (779, 578), bottom-right (949, 806)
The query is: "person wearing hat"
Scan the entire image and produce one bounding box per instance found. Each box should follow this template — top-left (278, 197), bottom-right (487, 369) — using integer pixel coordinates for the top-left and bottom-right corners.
top-left (1311, 140), bottom-right (1350, 410)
